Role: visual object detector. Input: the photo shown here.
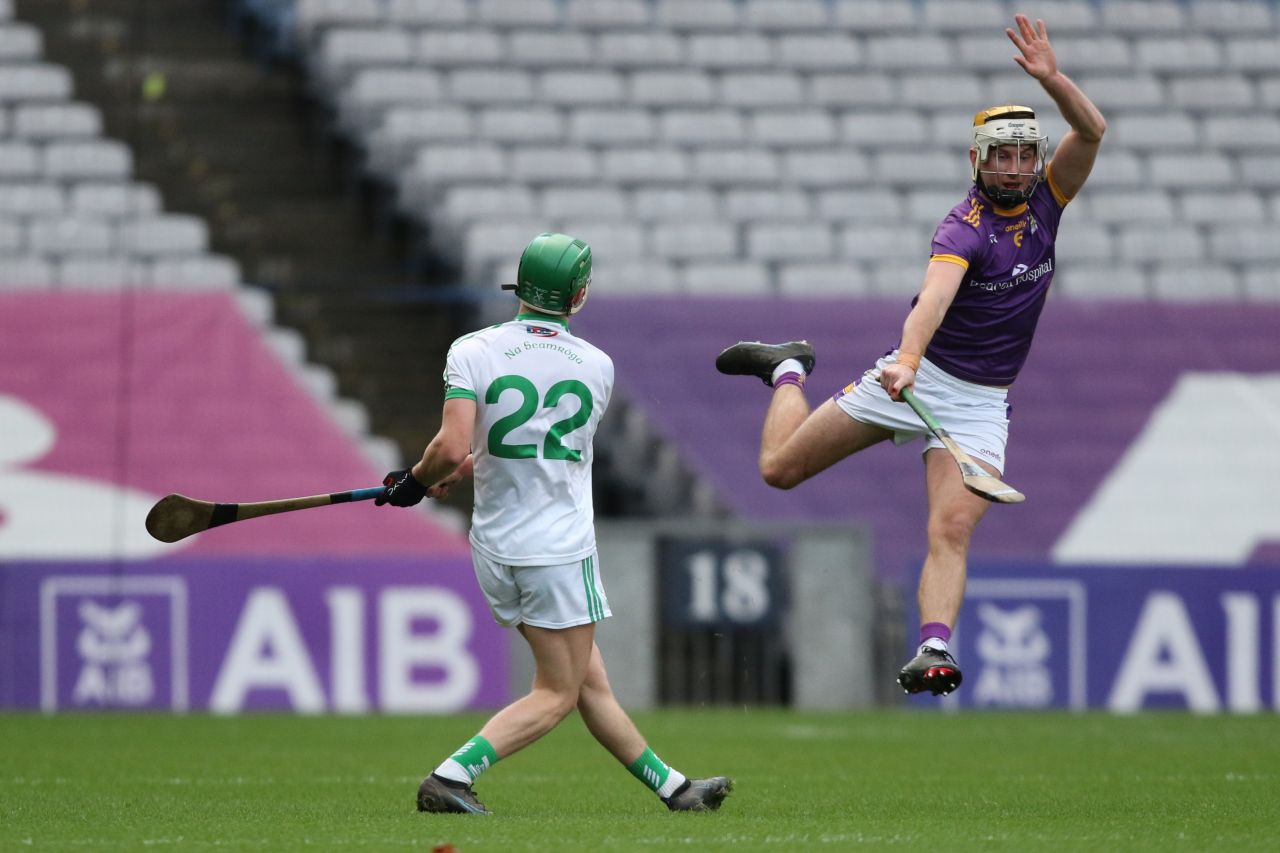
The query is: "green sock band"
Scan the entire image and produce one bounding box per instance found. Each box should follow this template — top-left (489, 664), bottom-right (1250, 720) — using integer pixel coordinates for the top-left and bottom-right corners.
top-left (449, 735), bottom-right (499, 782)
top-left (627, 747), bottom-right (672, 793)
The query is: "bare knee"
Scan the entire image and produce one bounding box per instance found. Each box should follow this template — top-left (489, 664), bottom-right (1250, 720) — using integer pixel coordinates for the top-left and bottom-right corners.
top-left (928, 511), bottom-right (977, 554)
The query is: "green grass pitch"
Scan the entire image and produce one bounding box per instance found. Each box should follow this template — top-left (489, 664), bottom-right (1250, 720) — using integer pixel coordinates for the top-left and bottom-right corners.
top-left (2, 709), bottom-right (1276, 850)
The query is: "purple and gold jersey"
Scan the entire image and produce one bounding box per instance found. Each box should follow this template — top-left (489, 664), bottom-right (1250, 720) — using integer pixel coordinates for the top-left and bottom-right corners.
top-left (919, 164), bottom-right (1071, 386)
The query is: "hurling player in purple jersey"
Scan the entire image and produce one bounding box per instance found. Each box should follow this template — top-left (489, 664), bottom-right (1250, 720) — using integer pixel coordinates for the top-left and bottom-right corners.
top-left (716, 15), bottom-right (1105, 697)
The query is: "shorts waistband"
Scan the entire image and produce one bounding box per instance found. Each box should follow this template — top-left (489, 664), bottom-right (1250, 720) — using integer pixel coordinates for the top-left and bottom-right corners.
top-left (898, 352), bottom-right (1008, 402)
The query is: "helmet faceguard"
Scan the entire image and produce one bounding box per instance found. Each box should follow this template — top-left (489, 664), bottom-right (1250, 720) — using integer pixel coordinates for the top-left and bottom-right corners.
top-left (502, 232), bottom-right (593, 316)
top-left (971, 105), bottom-right (1048, 208)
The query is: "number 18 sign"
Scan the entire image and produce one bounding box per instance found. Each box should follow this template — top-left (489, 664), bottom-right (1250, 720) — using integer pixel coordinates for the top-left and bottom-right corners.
top-left (658, 538), bottom-right (786, 629)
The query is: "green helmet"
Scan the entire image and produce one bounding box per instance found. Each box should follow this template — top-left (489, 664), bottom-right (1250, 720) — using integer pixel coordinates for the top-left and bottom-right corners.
top-left (503, 232), bottom-right (593, 316)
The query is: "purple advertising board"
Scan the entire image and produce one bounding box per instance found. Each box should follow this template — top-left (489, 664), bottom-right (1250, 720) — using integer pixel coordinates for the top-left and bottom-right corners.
top-left (910, 563), bottom-right (1280, 712)
top-left (0, 556), bottom-right (508, 712)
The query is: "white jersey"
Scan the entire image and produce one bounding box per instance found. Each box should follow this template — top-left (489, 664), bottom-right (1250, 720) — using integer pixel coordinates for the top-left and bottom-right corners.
top-left (443, 312), bottom-right (614, 565)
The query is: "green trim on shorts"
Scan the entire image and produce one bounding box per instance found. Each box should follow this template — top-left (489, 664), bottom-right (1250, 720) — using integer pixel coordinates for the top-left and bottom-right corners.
top-left (581, 555), bottom-right (603, 622)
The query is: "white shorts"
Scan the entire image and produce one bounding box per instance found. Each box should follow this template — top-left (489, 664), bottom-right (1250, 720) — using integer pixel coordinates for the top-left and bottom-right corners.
top-left (470, 549), bottom-right (611, 629)
top-left (833, 352), bottom-right (1011, 473)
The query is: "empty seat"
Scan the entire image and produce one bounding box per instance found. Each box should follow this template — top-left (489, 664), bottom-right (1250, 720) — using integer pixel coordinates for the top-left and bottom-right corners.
top-left (722, 188), bottom-right (811, 222)
top-left (474, 0), bottom-right (560, 27)
top-left (339, 69), bottom-right (442, 130)
top-left (1189, 0), bottom-right (1274, 34)
top-left (508, 31), bottom-right (594, 67)
top-left (681, 261), bottom-right (772, 295)
top-left (595, 32), bottom-right (684, 68)
top-left (957, 36), bottom-right (1038, 72)
top-left (1054, 263), bottom-right (1149, 300)
top-left (1118, 226), bottom-right (1204, 263)
top-left (841, 110), bottom-right (928, 146)
top-left (477, 107), bottom-right (564, 143)
top-left (1208, 226), bottom-right (1280, 263)
top-left (69, 182), bottom-right (162, 217)
top-left (651, 221), bottom-right (737, 260)
top-left (1083, 150), bottom-right (1145, 189)
top-left (11, 103), bottom-right (103, 139)
top-left (1223, 37), bottom-right (1280, 72)
top-left (865, 36), bottom-right (952, 69)
top-left (688, 34), bottom-right (774, 69)
top-left (744, 0), bottom-right (831, 31)
top-left (1203, 115), bottom-right (1280, 151)
top-left (1177, 190), bottom-right (1265, 225)
top-left (314, 28), bottom-right (413, 87)
top-left (746, 221), bottom-right (834, 260)
top-left (631, 187), bottom-right (718, 220)
top-left (630, 71), bottom-right (714, 106)
top-left (839, 225), bottom-right (922, 261)
top-left (564, 0), bottom-right (650, 30)
top-left (1109, 114), bottom-right (1200, 150)
top-left (55, 256), bottom-right (145, 289)
top-left (0, 182), bottom-right (64, 216)
top-left (398, 145), bottom-right (507, 212)
top-left (867, 260), bottom-right (929, 297)
top-left (148, 255), bottom-right (242, 289)
top-left (598, 260), bottom-right (680, 293)
top-left (782, 149), bottom-right (870, 187)
top-left (1087, 191), bottom-right (1176, 225)
top-left (0, 142), bottom-right (40, 178)
top-left (815, 188), bottom-right (904, 222)
top-left (873, 150), bottom-right (967, 188)
top-left (1135, 37), bottom-right (1223, 72)
top-left (1149, 265), bottom-right (1243, 301)
top-left (541, 187), bottom-right (628, 219)
top-left (415, 29), bottom-right (504, 66)
top-left (1050, 37), bottom-right (1133, 72)
top-left (809, 73), bottom-right (895, 108)
top-left (921, 0), bottom-right (1005, 31)
top-left (0, 254), bottom-right (53, 288)
top-left (438, 184), bottom-right (537, 222)
top-left (537, 70), bottom-right (624, 106)
top-left (1169, 75), bottom-right (1256, 111)
top-left (556, 220), bottom-right (645, 261)
top-left (1100, 1), bottom-right (1186, 32)
top-left (510, 146), bottom-right (599, 183)
top-left (1243, 266), bottom-right (1280, 301)
top-left (778, 262), bottom-right (869, 296)
top-left (774, 35), bottom-right (862, 70)
top-left (750, 110), bottom-right (838, 146)
top-left (447, 69), bottom-right (535, 105)
top-left (0, 218), bottom-right (20, 251)
top-left (567, 108), bottom-right (656, 144)
top-left (719, 72), bottom-right (805, 108)
top-left (1148, 153), bottom-right (1235, 189)
top-left (1009, 1), bottom-right (1100, 32)
top-left (654, 0), bottom-right (740, 31)
top-left (831, 0), bottom-right (918, 32)
top-left (1054, 224), bottom-right (1115, 263)
top-left (26, 217), bottom-right (114, 254)
top-left (295, 0), bottom-right (381, 40)
top-left (386, 0), bottom-right (470, 27)
top-left (0, 22), bottom-right (41, 60)
top-left (601, 147), bottom-right (690, 183)
top-left (1075, 75), bottom-right (1164, 110)
top-left (364, 106), bottom-right (473, 176)
top-left (119, 215), bottom-right (209, 255)
top-left (0, 63), bottom-right (71, 102)
top-left (43, 141), bottom-right (133, 181)
top-left (898, 73), bottom-right (984, 108)
top-left (905, 190), bottom-right (965, 226)
top-left (692, 148), bottom-right (780, 185)
top-left (1238, 156), bottom-right (1280, 189)
top-left (658, 109), bottom-right (745, 145)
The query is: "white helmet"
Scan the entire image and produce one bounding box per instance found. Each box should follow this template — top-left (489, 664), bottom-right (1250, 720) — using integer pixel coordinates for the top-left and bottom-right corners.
top-left (971, 105), bottom-right (1048, 206)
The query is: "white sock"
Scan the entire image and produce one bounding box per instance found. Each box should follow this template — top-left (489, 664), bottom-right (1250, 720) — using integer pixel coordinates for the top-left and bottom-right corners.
top-left (658, 768), bottom-right (688, 799)
top-left (771, 358), bottom-right (805, 384)
top-left (919, 637), bottom-right (949, 655)
top-left (433, 758), bottom-right (472, 785)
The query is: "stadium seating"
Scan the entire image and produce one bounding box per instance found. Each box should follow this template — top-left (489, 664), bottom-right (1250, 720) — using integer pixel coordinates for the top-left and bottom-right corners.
top-left (232, 0), bottom-right (1280, 302)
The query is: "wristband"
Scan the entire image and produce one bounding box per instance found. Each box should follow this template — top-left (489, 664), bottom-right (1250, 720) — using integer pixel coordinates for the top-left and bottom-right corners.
top-left (895, 352), bottom-right (921, 372)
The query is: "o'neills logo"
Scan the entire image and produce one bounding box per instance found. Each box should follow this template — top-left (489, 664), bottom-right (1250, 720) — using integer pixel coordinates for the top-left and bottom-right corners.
top-left (969, 258), bottom-right (1053, 293)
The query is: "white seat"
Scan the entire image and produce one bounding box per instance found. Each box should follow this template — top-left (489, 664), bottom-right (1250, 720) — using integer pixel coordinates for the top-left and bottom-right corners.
top-left (688, 34), bottom-right (773, 69)
top-left (55, 256), bottom-right (146, 289)
top-left (510, 146), bottom-right (599, 183)
top-left (564, 0), bottom-right (650, 30)
top-left (1168, 75), bottom-right (1256, 111)
top-left (477, 107), bottom-right (563, 143)
top-left (1208, 226), bottom-right (1280, 263)
top-left (1054, 263), bottom-right (1149, 300)
top-left (398, 144), bottom-right (507, 212)
top-left (782, 149), bottom-right (870, 187)
top-left (905, 190), bottom-right (964, 226)
top-left (541, 187), bottom-right (628, 220)
top-left (839, 225), bottom-right (924, 262)
top-left (1083, 150), bottom-right (1145, 189)
top-left (1110, 114), bottom-right (1200, 150)
top-left (556, 220), bottom-right (646, 261)
top-left (778, 262), bottom-right (869, 297)
top-left (567, 108), bottom-right (656, 144)
top-left (1243, 266), bottom-right (1280, 302)
top-left (1202, 115), bottom-right (1280, 151)
top-left (461, 218), bottom-right (552, 271)
top-left (865, 36), bottom-right (952, 69)
top-left (1238, 156), bottom-right (1280, 189)
top-left (815, 189), bottom-right (904, 222)
top-left (654, 0), bottom-right (739, 31)
top-left (537, 70), bottom-right (624, 106)
top-left (474, 0), bottom-right (560, 28)
top-left (148, 255), bottom-right (242, 289)
top-left (364, 106), bottom-right (473, 176)
top-left (831, 0), bottom-right (918, 32)
top-left (681, 261), bottom-right (772, 295)
top-left (26, 216), bottom-right (114, 254)
top-left (0, 23), bottom-right (42, 61)
top-left (774, 35), bottom-right (861, 70)
top-left (1135, 38), bottom-right (1223, 73)
top-left (0, 182), bottom-right (64, 216)
top-left (867, 260), bottom-right (929, 297)
top-left (809, 73), bottom-right (894, 108)
top-left (69, 182), bottom-right (162, 217)
top-left (1148, 154), bottom-right (1235, 189)
top-left (1177, 190), bottom-right (1265, 225)
top-left (1075, 75), bottom-right (1164, 110)
top-left (508, 31), bottom-right (594, 67)
top-left (1054, 224), bottom-right (1115, 263)
top-left (314, 28), bottom-right (413, 88)
top-left (743, 0), bottom-right (831, 31)
top-left (1149, 265), bottom-right (1243, 302)
top-left (1008, 1), bottom-right (1099, 33)
top-left (0, 218), bottom-right (21, 252)
top-left (691, 148), bottom-right (780, 185)
top-left (749, 110), bottom-right (837, 146)
top-left (119, 214), bottom-right (209, 255)
top-left (594, 32), bottom-right (684, 68)
top-left (598, 260), bottom-right (680, 293)
top-left (1223, 37), bottom-right (1280, 72)
top-left (1188, 0), bottom-right (1274, 34)
top-left (1100, 1), bottom-right (1186, 33)
top-left (956, 36), bottom-right (1036, 72)
top-left (1087, 191), bottom-right (1176, 225)
top-left (439, 184), bottom-right (537, 222)
top-left (841, 110), bottom-right (927, 146)
top-left (446, 69), bottom-right (534, 105)
top-left (746, 221), bottom-right (834, 260)
top-left (601, 147), bottom-right (690, 184)
top-left (295, 0), bottom-right (381, 40)
top-left (415, 30), bottom-right (504, 67)
top-left (650, 221), bottom-right (737, 260)
top-left (0, 142), bottom-right (40, 178)
top-left (658, 109), bottom-right (744, 145)
top-left (631, 187), bottom-right (718, 220)
top-left (921, 0), bottom-right (1005, 31)
top-left (1118, 226), bottom-right (1204, 263)
top-left (630, 71), bottom-right (714, 106)
top-left (386, 0), bottom-right (470, 27)
top-left (719, 73), bottom-right (804, 108)
top-left (11, 103), bottom-right (103, 139)
top-left (898, 73), bottom-right (984, 109)
top-left (872, 150), bottom-right (967, 188)
top-left (0, 254), bottom-right (53, 288)
top-left (42, 141), bottom-right (133, 181)
top-left (339, 69), bottom-right (442, 131)
top-left (722, 188), bottom-right (811, 221)
top-left (1049, 37), bottom-right (1133, 72)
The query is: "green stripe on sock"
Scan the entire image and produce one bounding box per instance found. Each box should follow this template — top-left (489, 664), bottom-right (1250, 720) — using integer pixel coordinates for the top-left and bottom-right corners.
top-left (626, 747), bottom-right (671, 793)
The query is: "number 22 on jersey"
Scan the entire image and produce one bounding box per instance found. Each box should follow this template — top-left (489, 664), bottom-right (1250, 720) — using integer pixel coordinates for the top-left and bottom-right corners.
top-left (485, 375), bottom-right (593, 462)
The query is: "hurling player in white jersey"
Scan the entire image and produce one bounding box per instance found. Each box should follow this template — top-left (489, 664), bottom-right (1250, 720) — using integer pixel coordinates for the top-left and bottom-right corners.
top-left (377, 233), bottom-right (731, 815)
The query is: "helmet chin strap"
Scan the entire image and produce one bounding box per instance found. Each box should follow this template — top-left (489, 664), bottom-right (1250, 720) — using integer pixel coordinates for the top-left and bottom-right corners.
top-left (977, 174), bottom-right (1038, 207)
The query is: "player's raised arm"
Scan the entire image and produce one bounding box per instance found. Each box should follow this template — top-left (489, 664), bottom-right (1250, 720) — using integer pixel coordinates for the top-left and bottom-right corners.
top-left (1007, 14), bottom-right (1105, 200)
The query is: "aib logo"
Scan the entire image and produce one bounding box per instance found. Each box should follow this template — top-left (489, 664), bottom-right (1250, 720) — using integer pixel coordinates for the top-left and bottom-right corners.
top-left (526, 326), bottom-right (558, 337)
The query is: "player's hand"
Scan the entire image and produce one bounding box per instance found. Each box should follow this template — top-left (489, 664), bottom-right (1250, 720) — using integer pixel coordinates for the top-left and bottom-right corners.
top-left (376, 467), bottom-right (427, 507)
top-left (426, 454), bottom-right (473, 500)
top-left (880, 363), bottom-right (916, 402)
top-left (1007, 14), bottom-right (1057, 82)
